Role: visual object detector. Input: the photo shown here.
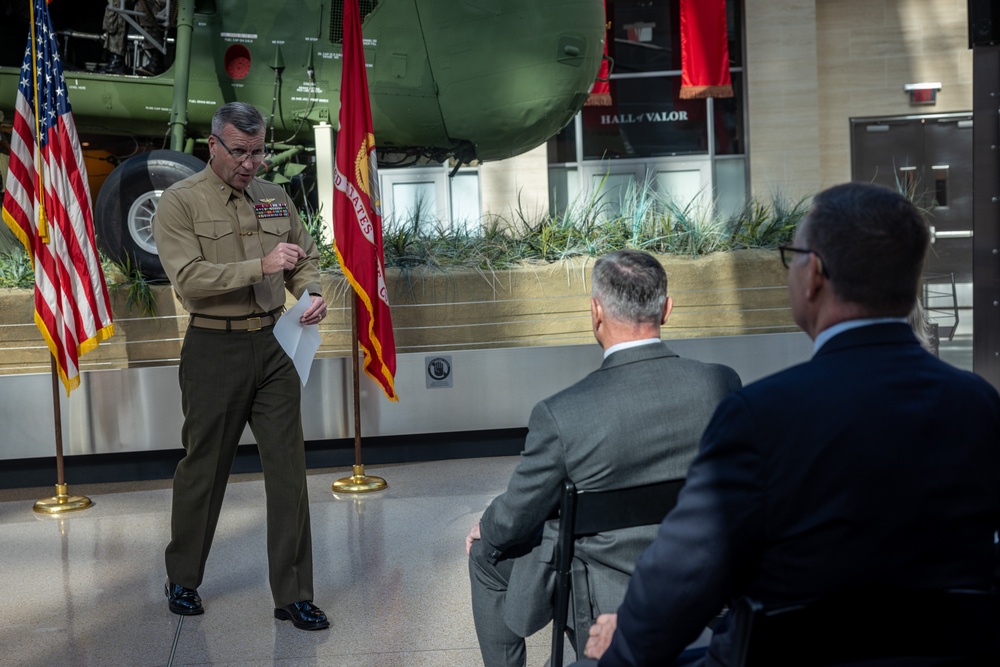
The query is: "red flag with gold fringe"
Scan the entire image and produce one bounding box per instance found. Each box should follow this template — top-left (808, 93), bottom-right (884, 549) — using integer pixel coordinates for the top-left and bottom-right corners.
top-left (679, 0), bottom-right (734, 99)
top-left (586, 0), bottom-right (612, 107)
top-left (2, 0), bottom-right (114, 395)
top-left (333, 0), bottom-right (397, 401)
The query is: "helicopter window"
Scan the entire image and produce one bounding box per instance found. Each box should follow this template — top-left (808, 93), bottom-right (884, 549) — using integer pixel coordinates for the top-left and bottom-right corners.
top-left (328, 0), bottom-right (380, 43)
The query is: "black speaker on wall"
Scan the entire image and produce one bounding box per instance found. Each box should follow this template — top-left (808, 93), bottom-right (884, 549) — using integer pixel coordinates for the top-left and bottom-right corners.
top-left (969, 0), bottom-right (1000, 47)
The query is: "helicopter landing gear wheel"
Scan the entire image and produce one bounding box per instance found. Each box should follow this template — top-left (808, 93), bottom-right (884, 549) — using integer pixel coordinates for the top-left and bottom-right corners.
top-left (95, 150), bottom-right (205, 280)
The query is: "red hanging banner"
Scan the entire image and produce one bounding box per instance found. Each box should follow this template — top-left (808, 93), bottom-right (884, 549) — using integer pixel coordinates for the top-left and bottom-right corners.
top-left (679, 0), bottom-right (734, 99)
top-left (586, 0), bottom-right (612, 107)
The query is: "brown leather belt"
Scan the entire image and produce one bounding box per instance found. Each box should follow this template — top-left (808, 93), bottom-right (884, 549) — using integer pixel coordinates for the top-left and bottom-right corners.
top-left (189, 308), bottom-right (282, 332)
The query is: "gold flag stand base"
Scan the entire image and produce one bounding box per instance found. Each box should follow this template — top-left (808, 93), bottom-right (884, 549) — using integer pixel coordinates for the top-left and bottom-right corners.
top-left (332, 464), bottom-right (387, 494)
top-left (33, 483), bottom-right (93, 514)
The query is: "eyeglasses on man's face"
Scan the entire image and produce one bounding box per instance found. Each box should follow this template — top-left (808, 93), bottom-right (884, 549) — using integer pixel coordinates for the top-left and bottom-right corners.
top-left (212, 133), bottom-right (269, 164)
top-left (778, 245), bottom-right (831, 278)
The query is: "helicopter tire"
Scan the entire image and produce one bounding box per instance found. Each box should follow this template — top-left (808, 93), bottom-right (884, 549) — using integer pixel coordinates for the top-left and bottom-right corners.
top-left (95, 149), bottom-right (206, 281)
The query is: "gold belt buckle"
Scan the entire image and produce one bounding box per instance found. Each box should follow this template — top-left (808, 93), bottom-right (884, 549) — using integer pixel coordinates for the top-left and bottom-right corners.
top-left (247, 316), bottom-right (262, 331)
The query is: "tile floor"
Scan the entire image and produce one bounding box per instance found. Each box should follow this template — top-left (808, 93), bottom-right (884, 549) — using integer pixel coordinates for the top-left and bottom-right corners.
top-left (0, 456), bottom-right (560, 667)
top-left (0, 336), bottom-right (978, 667)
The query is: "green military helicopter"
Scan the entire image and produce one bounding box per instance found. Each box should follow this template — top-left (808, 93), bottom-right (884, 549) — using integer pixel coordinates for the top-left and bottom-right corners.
top-left (0, 0), bottom-right (604, 277)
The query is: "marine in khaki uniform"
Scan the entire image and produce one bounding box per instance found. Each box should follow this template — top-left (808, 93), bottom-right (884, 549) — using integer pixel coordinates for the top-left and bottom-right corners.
top-left (152, 101), bottom-right (330, 631)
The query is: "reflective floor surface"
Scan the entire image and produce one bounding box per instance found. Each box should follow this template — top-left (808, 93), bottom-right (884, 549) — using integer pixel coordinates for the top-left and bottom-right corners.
top-left (0, 338), bottom-right (979, 667)
top-left (0, 456), bottom-right (559, 667)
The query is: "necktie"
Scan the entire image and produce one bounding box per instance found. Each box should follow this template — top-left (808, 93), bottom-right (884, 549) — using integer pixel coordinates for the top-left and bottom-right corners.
top-left (235, 193), bottom-right (270, 312)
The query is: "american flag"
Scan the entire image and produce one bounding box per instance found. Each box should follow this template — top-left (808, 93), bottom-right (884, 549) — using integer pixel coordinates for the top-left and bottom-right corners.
top-left (2, 0), bottom-right (114, 394)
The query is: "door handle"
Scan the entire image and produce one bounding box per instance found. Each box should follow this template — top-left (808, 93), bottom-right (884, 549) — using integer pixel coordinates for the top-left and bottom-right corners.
top-left (929, 226), bottom-right (974, 243)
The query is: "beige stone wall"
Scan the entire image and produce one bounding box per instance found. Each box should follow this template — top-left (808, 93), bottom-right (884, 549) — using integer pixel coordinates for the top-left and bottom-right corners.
top-left (478, 144), bottom-right (550, 221)
top-left (744, 0), bottom-right (823, 198)
top-left (744, 0), bottom-right (972, 196)
top-left (815, 0), bottom-right (971, 186)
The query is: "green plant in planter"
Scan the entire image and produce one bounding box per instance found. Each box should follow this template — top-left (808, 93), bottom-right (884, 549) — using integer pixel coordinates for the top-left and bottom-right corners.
top-left (0, 242), bottom-right (160, 314)
top-left (0, 248), bottom-right (33, 288)
top-left (107, 253), bottom-right (158, 317)
top-left (383, 215), bottom-right (432, 269)
top-left (300, 208), bottom-right (339, 272)
top-left (546, 178), bottom-right (730, 257)
top-left (5, 184), bottom-right (810, 295)
top-left (473, 216), bottom-right (531, 270)
top-left (661, 195), bottom-right (726, 256)
top-left (727, 191), bottom-right (809, 249)
top-left (374, 180), bottom-right (811, 272)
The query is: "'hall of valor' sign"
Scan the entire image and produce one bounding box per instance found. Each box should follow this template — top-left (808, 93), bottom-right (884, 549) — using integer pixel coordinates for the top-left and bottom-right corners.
top-left (600, 110), bottom-right (690, 125)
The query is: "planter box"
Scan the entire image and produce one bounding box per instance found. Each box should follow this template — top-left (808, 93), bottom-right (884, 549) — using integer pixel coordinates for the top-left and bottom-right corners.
top-left (0, 249), bottom-right (796, 375)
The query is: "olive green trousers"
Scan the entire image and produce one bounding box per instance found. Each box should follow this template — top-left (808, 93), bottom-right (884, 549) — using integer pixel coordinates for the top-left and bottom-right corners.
top-left (164, 325), bottom-right (313, 608)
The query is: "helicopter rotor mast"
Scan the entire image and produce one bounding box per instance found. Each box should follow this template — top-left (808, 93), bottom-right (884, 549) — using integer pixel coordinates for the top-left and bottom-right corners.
top-left (168, 0), bottom-right (196, 151)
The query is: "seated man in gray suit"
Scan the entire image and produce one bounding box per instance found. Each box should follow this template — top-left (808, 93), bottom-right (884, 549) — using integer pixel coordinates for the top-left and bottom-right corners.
top-left (465, 249), bottom-right (742, 667)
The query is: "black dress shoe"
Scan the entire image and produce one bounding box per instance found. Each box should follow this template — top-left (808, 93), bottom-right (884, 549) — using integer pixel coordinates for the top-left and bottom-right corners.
top-left (274, 600), bottom-right (330, 631)
top-left (165, 581), bottom-right (204, 616)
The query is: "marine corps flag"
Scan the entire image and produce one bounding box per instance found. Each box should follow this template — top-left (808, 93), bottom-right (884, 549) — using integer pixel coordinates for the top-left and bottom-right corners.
top-left (333, 0), bottom-right (397, 401)
top-left (2, 0), bottom-right (114, 395)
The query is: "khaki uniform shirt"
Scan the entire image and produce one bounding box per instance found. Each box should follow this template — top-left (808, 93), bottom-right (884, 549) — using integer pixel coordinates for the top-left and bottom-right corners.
top-left (152, 165), bottom-right (321, 316)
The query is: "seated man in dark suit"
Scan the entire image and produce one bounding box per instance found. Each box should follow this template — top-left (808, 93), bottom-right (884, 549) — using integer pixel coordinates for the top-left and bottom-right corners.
top-left (579, 182), bottom-right (1000, 666)
top-left (465, 249), bottom-right (743, 667)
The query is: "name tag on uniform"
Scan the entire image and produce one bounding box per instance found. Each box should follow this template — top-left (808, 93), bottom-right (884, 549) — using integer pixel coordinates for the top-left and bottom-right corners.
top-left (254, 199), bottom-right (289, 219)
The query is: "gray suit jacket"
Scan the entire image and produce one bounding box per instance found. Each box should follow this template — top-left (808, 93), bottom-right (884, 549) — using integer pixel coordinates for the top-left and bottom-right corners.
top-left (478, 341), bottom-right (742, 637)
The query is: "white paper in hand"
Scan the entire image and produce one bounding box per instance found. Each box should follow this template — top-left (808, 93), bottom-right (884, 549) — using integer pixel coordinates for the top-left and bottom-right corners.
top-left (273, 292), bottom-right (322, 386)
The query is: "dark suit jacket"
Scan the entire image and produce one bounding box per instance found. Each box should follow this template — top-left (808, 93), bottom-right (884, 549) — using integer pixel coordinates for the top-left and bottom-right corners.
top-left (601, 323), bottom-right (1000, 666)
top-left (478, 341), bottom-right (742, 636)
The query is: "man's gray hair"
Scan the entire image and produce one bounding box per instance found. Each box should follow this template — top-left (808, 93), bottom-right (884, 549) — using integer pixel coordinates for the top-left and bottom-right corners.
top-left (211, 102), bottom-right (266, 136)
top-left (591, 250), bottom-right (668, 325)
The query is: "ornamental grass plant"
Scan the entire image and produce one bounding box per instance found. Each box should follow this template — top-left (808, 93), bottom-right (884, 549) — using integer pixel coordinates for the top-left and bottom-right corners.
top-left (0, 182), bottom-right (808, 292)
top-left (372, 180), bottom-right (805, 273)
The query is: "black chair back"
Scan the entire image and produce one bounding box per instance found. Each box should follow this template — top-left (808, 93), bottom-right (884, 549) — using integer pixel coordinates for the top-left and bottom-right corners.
top-left (550, 477), bottom-right (685, 667)
top-left (729, 588), bottom-right (1000, 667)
